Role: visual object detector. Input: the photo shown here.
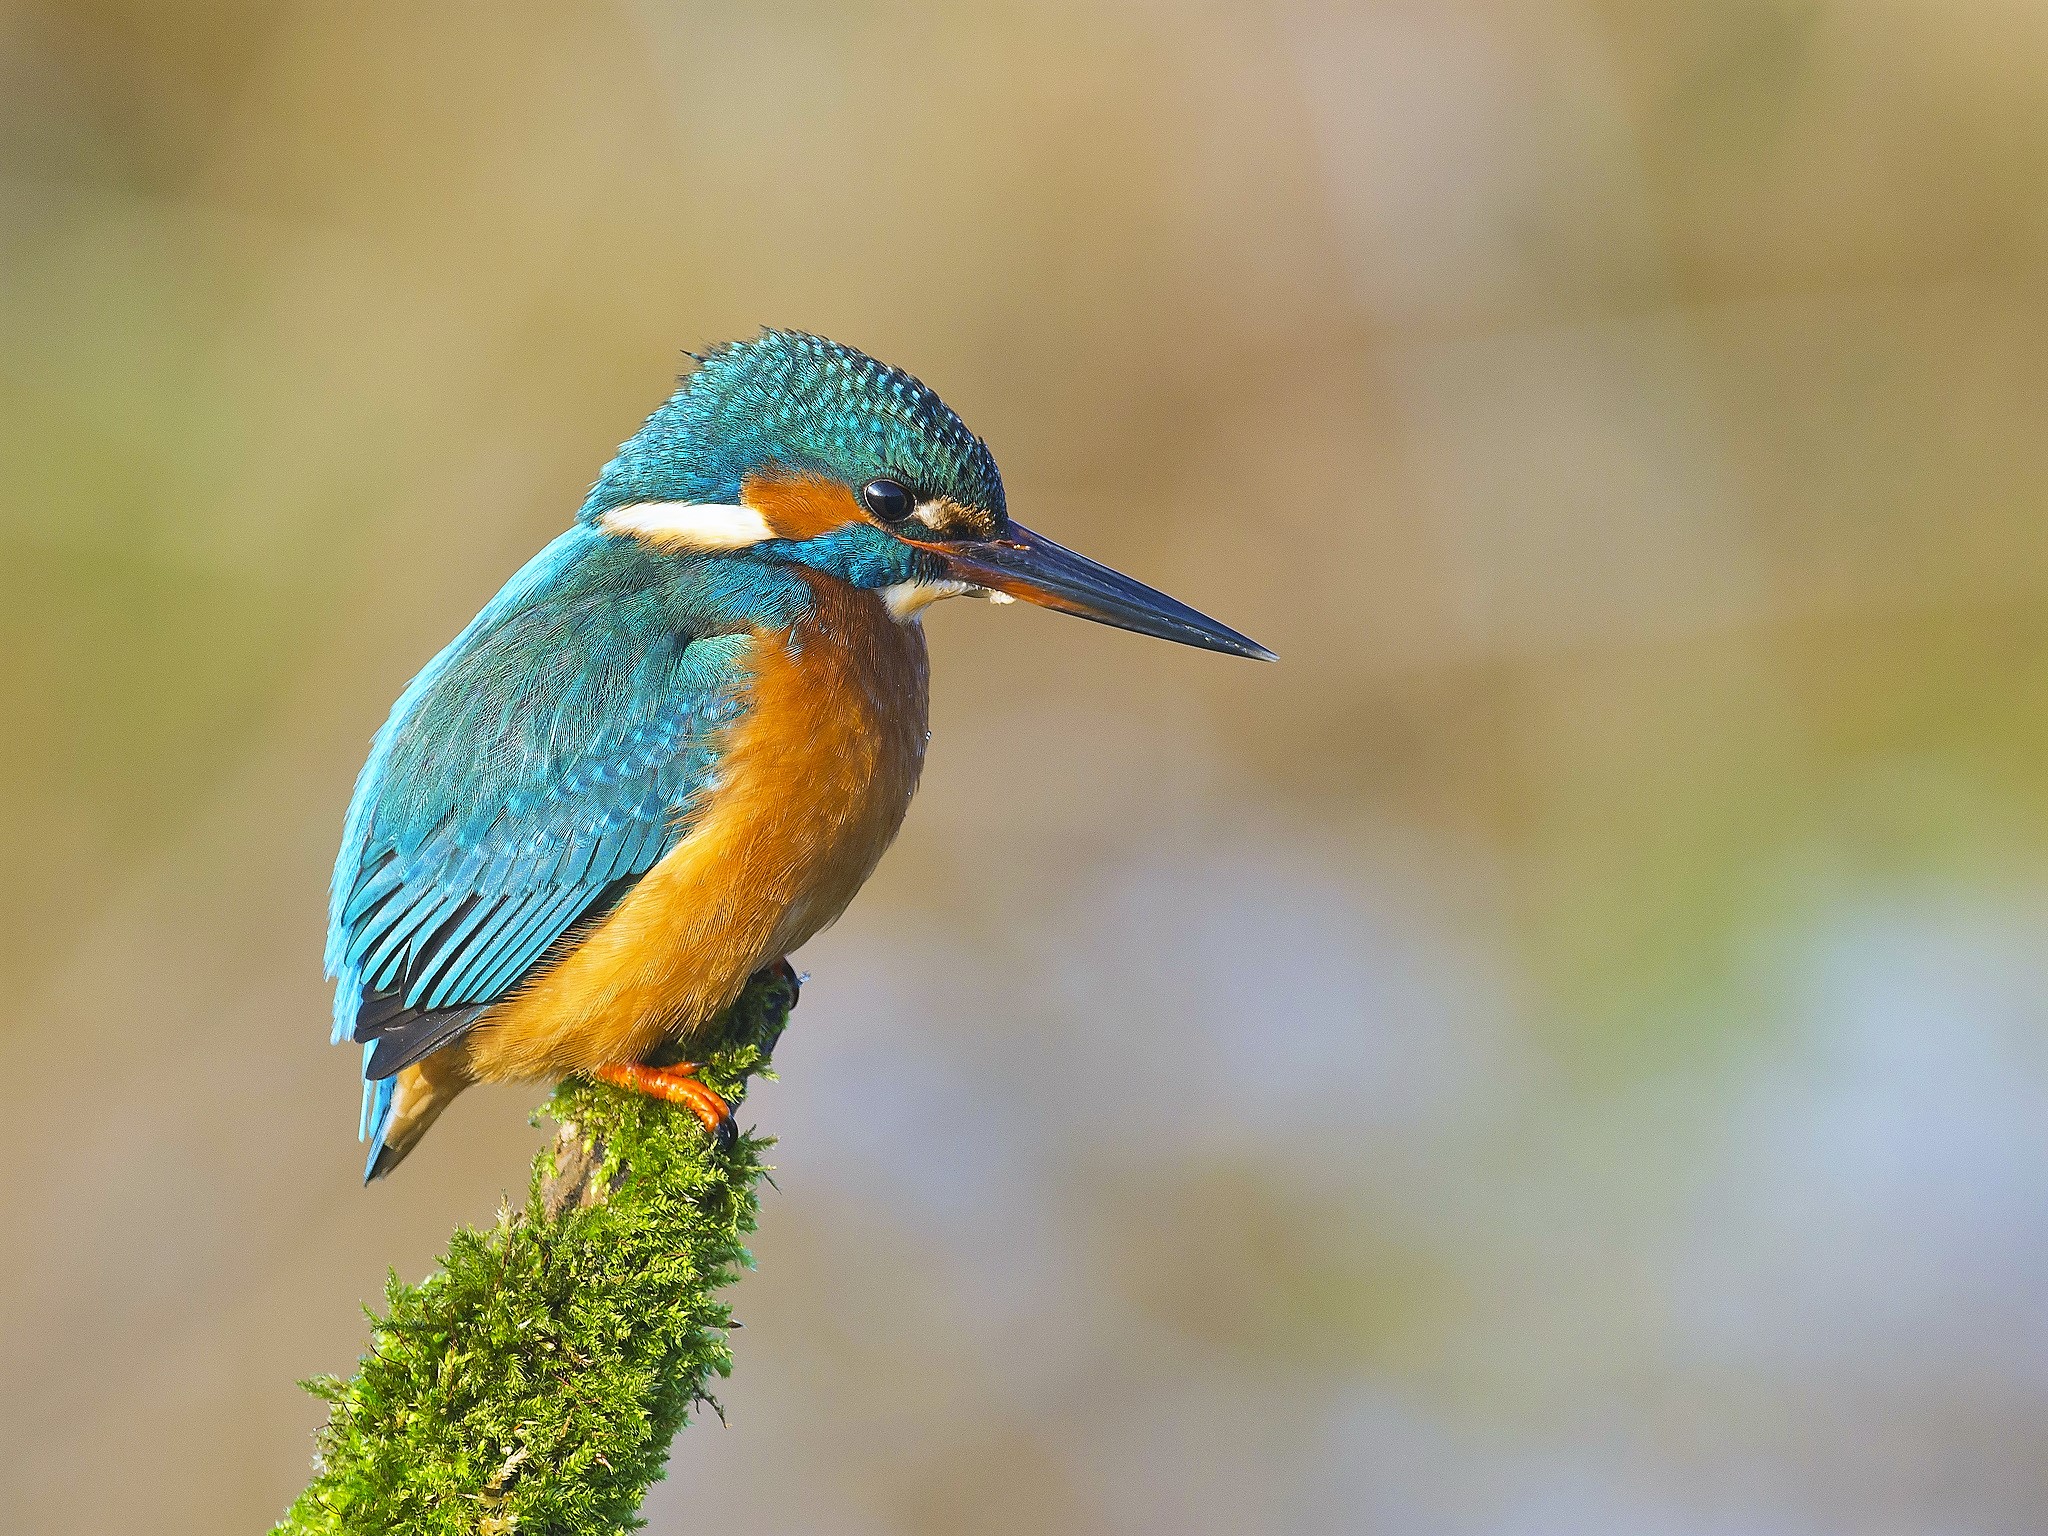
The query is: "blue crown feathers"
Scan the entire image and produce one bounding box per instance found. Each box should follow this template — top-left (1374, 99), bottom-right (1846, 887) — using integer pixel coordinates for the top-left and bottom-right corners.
top-left (580, 330), bottom-right (1007, 523)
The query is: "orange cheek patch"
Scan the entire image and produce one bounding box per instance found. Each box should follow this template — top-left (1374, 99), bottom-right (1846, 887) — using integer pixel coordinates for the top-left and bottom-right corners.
top-left (742, 473), bottom-right (868, 541)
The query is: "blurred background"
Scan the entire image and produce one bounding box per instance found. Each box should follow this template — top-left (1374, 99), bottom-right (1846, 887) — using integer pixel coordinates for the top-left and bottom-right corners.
top-left (4, 1), bottom-right (2047, 1531)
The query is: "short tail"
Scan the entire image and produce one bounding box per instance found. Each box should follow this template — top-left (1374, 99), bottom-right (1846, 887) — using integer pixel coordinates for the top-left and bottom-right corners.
top-left (361, 1047), bottom-right (470, 1182)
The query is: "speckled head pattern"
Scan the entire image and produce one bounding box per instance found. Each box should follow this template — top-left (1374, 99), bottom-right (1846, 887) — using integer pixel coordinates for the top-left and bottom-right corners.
top-left (580, 330), bottom-right (1007, 527)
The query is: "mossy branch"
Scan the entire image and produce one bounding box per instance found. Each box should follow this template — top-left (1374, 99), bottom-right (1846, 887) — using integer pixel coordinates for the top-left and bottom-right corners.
top-left (276, 967), bottom-right (797, 1536)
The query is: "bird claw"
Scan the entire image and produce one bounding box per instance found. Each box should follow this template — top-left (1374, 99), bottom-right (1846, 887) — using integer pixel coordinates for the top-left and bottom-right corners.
top-left (593, 958), bottom-right (797, 1146)
top-left (591, 1060), bottom-right (734, 1145)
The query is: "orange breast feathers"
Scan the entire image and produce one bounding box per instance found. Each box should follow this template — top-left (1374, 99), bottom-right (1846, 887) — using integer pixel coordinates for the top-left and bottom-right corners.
top-left (464, 574), bottom-right (930, 1081)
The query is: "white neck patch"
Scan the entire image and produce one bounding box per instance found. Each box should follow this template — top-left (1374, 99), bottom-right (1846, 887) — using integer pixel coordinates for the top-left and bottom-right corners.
top-left (600, 501), bottom-right (775, 550)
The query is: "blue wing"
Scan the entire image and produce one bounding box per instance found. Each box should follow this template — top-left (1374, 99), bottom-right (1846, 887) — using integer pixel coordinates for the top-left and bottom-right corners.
top-left (326, 526), bottom-right (794, 1137)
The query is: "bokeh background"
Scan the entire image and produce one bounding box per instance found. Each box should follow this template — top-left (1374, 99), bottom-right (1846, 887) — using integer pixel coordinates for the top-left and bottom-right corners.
top-left (5, 2), bottom-right (2047, 1531)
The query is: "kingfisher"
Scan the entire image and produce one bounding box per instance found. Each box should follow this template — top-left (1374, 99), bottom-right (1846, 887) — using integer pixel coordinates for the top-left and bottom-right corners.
top-left (328, 330), bottom-right (1270, 1180)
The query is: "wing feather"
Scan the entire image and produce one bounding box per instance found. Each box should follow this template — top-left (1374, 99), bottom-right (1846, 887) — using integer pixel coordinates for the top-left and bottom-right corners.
top-left (326, 529), bottom-right (769, 1090)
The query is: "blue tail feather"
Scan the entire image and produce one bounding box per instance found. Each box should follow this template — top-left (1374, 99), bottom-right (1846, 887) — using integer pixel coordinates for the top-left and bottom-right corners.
top-left (361, 1050), bottom-right (397, 1181)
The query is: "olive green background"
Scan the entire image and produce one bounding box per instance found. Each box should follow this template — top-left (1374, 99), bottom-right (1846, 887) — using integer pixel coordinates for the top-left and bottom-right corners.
top-left (4, 3), bottom-right (2047, 1532)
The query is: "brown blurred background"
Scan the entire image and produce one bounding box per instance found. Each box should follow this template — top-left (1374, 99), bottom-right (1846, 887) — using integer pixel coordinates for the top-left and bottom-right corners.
top-left (5, 1), bottom-right (2048, 1531)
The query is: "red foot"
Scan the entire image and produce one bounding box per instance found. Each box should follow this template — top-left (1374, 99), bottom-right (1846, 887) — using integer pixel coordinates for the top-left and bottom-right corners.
top-left (593, 1061), bottom-right (734, 1145)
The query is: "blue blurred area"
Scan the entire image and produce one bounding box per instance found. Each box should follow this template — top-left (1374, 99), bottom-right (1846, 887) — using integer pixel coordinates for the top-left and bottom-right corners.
top-left (3, 2), bottom-right (2046, 1531)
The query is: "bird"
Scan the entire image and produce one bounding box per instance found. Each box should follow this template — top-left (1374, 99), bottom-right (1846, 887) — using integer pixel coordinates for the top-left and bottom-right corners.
top-left (328, 330), bottom-right (1271, 1180)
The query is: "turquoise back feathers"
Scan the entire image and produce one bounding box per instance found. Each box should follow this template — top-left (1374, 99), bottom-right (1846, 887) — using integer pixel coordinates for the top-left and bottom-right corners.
top-left (581, 330), bottom-right (1008, 522)
top-left (326, 530), bottom-right (788, 1045)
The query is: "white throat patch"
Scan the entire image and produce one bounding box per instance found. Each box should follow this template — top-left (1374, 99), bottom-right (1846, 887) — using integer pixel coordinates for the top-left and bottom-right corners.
top-left (600, 501), bottom-right (774, 550)
top-left (879, 580), bottom-right (1015, 622)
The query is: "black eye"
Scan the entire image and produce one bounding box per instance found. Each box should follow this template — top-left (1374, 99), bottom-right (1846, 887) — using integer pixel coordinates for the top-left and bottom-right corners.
top-left (861, 478), bottom-right (916, 524)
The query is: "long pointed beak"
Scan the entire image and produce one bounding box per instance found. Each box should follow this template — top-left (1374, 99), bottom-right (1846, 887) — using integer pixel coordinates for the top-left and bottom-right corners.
top-left (925, 522), bottom-right (1275, 661)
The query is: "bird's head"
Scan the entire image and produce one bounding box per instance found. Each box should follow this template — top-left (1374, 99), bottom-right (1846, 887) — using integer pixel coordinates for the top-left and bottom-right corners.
top-left (581, 330), bottom-right (1271, 660)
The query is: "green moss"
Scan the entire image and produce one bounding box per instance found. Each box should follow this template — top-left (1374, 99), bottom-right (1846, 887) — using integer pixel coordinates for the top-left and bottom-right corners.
top-left (277, 968), bottom-right (795, 1536)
